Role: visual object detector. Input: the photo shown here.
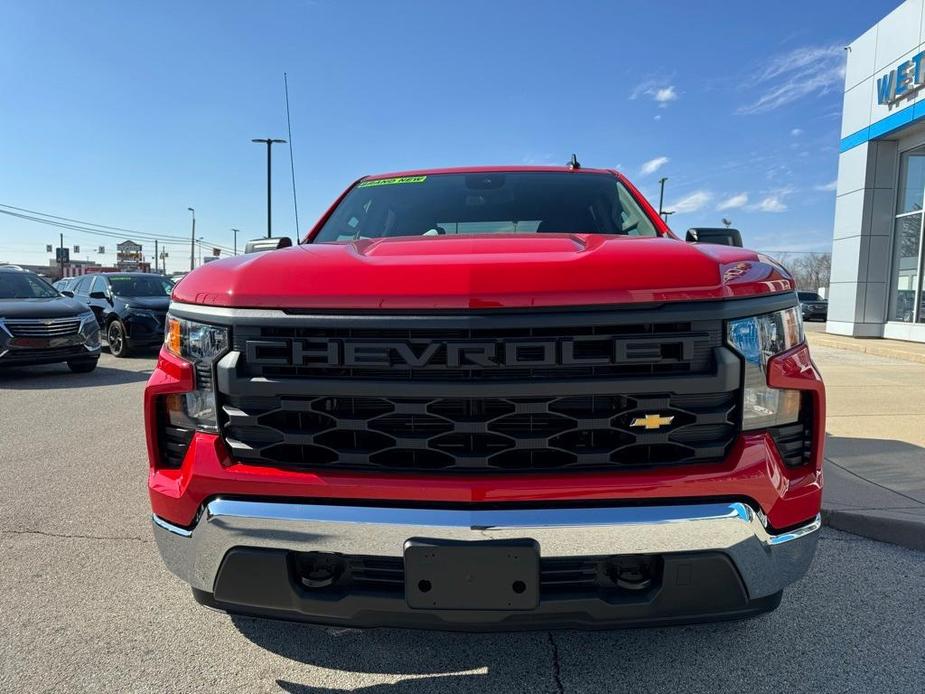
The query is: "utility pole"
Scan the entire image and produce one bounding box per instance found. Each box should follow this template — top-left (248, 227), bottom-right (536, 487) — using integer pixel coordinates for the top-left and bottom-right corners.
top-left (251, 138), bottom-right (286, 238)
top-left (154, 240), bottom-right (158, 274)
top-left (198, 237), bottom-right (204, 266)
top-left (59, 232), bottom-right (64, 278)
top-left (188, 208), bottom-right (196, 270)
top-left (658, 177), bottom-right (668, 216)
top-left (231, 228), bottom-right (240, 255)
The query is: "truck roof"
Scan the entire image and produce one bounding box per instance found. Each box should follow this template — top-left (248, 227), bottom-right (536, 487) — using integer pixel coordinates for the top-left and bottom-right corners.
top-left (361, 165), bottom-right (620, 181)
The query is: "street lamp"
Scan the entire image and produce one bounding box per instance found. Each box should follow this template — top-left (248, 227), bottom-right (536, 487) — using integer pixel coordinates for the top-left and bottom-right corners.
top-left (662, 210), bottom-right (675, 223)
top-left (251, 138), bottom-right (286, 238)
top-left (187, 207), bottom-right (196, 270)
top-left (231, 228), bottom-right (240, 256)
top-left (658, 177), bottom-right (668, 216)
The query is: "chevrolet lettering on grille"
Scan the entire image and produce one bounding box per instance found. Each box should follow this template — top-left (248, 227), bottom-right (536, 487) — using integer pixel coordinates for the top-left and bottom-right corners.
top-left (245, 337), bottom-right (697, 369)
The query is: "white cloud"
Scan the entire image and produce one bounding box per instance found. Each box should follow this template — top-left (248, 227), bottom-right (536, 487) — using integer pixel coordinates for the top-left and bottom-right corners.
top-left (640, 156), bottom-right (669, 175)
top-left (814, 180), bottom-right (837, 192)
top-left (631, 81), bottom-right (680, 107)
top-left (737, 44), bottom-right (845, 115)
top-left (717, 193), bottom-right (749, 210)
top-left (653, 86), bottom-right (678, 106)
top-left (750, 195), bottom-right (788, 212)
top-left (669, 191), bottom-right (712, 213)
top-left (654, 114), bottom-right (662, 121)
top-left (790, 128), bottom-right (804, 136)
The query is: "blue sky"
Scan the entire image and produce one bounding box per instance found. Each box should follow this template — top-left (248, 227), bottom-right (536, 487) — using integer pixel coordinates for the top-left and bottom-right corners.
top-left (0, 0), bottom-right (899, 273)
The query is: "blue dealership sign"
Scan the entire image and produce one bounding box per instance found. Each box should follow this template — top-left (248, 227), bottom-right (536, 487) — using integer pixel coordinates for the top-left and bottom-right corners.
top-left (877, 51), bottom-right (925, 105)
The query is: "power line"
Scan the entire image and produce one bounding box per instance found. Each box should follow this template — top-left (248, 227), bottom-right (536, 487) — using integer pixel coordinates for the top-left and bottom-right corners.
top-left (0, 203), bottom-right (190, 242)
top-left (0, 206), bottom-right (235, 255)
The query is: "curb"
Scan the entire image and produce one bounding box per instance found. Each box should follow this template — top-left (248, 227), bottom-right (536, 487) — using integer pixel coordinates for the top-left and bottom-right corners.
top-left (821, 508), bottom-right (925, 552)
top-left (809, 334), bottom-right (925, 364)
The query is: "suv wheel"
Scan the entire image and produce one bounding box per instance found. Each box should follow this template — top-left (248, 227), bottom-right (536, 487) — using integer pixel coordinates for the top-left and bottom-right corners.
top-left (107, 320), bottom-right (131, 358)
top-left (67, 358), bottom-right (99, 373)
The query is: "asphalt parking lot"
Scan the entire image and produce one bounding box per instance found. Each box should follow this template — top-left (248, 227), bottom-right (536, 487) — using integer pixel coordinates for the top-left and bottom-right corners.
top-left (1, 350), bottom-right (924, 693)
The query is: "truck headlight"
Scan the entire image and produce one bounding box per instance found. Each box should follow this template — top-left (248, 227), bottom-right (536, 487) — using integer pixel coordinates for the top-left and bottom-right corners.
top-left (163, 315), bottom-right (228, 432)
top-left (727, 306), bottom-right (803, 430)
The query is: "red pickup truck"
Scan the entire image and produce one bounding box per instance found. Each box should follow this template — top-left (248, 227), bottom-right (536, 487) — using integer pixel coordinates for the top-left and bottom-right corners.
top-left (146, 166), bottom-right (824, 630)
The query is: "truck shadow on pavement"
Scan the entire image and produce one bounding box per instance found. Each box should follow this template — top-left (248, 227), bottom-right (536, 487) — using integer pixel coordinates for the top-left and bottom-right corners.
top-left (226, 526), bottom-right (925, 693)
top-left (231, 615), bottom-right (556, 693)
top-left (0, 363), bottom-right (152, 389)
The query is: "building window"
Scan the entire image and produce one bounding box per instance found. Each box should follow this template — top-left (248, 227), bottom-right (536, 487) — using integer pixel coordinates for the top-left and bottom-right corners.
top-left (891, 148), bottom-right (925, 322)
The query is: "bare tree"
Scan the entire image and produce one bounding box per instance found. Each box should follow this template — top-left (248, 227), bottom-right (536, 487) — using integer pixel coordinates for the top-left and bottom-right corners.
top-left (772, 253), bottom-right (831, 292)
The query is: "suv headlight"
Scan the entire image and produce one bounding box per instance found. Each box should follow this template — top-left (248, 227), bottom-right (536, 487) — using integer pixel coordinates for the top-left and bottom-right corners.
top-left (127, 307), bottom-right (156, 318)
top-left (163, 315), bottom-right (228, 432)
top-left (727, 306), bottom-right (804, 430)
top-left (78, 311), bottom-right (100, 349)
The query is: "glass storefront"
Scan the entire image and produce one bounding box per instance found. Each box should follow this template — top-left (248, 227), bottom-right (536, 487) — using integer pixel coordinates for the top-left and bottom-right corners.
top-left (891, 148), bottom-right (925, 323)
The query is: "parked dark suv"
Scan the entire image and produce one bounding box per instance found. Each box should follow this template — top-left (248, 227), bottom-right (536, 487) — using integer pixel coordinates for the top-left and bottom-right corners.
top-left (67, 273), bottom-right (171, 357)
top-left (798, 291), bottom-right (828, 322)
top-left (0, 266), bottom-right (100, 372)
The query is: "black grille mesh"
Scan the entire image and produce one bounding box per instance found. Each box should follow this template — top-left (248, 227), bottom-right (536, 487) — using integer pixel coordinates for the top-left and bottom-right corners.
top-left (222, 392), bottom-right (737, 472)
top-left (219, 313), bottom-right (739, 473)
top-left (157, 401), bottom-right (194, 469)
top-left (295, 553), bottom-right (660, 597)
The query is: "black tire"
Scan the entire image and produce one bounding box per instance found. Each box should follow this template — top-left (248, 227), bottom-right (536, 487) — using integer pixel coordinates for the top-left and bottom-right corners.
top-left (67, 358), bottom-right (99, 373)
top-left (107, 320), bottom-right (132, 358)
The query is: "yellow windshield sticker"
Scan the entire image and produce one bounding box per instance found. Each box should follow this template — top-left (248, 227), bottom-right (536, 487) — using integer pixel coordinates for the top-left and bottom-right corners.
top-left (357, 175), bottom-right (427, 188)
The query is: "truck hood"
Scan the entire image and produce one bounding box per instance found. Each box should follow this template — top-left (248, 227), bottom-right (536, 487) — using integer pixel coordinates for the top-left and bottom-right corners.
top-left (172, 234), bottom-right (794, 310)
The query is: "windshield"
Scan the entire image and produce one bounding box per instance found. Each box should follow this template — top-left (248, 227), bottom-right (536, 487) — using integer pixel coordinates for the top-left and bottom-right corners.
top-left (108, 275), bottom-right (172, 298)
top-left (0, 272), bottom-right (59, 299)
top-left (312, 172), bottom-right (660, 242)
top-left (798, 292), bottom-right (822, 301)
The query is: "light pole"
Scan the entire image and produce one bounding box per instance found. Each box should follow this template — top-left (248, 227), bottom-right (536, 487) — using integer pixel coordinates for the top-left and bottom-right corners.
top-left (251, 138), bottom-right (286, 238)
top-left (197, 236), bottom-right (204, 266)
top-left (662, 210), bottom-right (675, 224)
top-left (231, 228), bottom-right (240, 256)
top-left (187, 207), bottom-right (196, 270)
top-left (657, 177), bottom-right (668, 216)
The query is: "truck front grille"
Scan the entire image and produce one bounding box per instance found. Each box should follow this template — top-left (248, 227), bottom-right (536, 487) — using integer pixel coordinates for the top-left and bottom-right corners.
top-left (222, 391), bottom-right (737, 471)
top-left (214, 308), bottom-right (741, 473)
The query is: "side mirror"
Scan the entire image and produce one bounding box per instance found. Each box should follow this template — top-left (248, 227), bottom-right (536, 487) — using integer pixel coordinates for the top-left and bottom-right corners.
top-left (61, 290), bottom-right (75, 297)
top-left (243, 237), bottom-right (293, 254)
top-left (685, 227), bottom-right (743, 247)
top-left (89, 291), bottom-right (108, 300)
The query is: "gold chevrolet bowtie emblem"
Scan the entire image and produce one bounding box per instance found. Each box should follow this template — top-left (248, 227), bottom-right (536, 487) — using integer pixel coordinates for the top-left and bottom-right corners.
top-left (630, 414), bottom-right (675, 430)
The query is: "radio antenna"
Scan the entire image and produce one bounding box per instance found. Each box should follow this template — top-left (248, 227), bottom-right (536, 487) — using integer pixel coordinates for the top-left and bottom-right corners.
top-left (284, 72), bottom-right (301, 242)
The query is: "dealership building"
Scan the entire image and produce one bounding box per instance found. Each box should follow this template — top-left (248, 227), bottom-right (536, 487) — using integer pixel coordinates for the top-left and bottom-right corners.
top-left (833, 0), bottom-right (925, 342)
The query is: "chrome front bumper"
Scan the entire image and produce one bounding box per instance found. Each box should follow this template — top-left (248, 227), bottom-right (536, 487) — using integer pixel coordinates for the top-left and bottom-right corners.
top-left (152, 499), bottom-right (820, 600)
